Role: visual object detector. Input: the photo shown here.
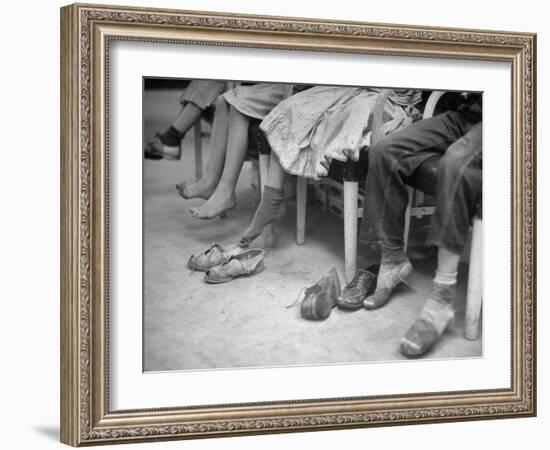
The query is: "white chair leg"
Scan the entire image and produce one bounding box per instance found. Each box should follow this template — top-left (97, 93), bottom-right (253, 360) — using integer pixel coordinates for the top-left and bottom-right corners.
top-left (403, 187), bottom-right (414, 251)
top-left (193, 121), bottom-right (203, 182)
top-left (296, 177), bottom-right (307, 245)
top-left (258, 154), bottom-right (275, 247)
top-left (464, 217), bottom-right (483, 340)
top-left (344, 181), bottom-right (359, 284)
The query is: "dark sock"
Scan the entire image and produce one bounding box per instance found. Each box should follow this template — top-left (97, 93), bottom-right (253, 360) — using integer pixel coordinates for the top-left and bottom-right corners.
top-left (157, 126), bottom-right (185, 146)
top-left (240, 186), bottom-right (285, 246)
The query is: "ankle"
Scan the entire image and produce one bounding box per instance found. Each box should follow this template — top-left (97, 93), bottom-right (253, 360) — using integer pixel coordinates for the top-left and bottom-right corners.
top-left (380, 244), bottom-right (407, 265)
top-left (434, 270), bottom-right (458, 286)
top-left (158, 126), bottom-right (185, 146)
top-left (430, 281), bottom-right (457, 306)
top-left (213, 182), bottom-right (236, 198)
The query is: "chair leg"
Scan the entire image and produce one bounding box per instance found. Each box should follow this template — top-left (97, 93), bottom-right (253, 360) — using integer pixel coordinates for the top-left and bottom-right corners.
top-left (403, 187), bottom-right (414, 251)
top-left (193, 120), bottom-right (203, 182)
top-left (464, 217), bottom-right (483, 340)
top-left (296, 177), bottom-right (307, 245)
top-left (258, 154), bottom-right (275, 247)
top-left (344, 181), bottom-right (359, 284)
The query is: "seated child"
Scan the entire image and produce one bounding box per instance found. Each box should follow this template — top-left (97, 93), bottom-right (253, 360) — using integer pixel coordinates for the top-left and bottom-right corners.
top-left (238, 86), bottom-right (423, 246)
top-left (144, 79), bottom-right (227, 160)
top-left (355, 92), bottom-right (482, 357)
top-left (176, 83), bottom-right (294, 219)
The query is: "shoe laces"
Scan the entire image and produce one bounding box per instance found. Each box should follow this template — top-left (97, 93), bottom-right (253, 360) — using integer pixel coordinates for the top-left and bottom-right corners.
top-left (346, 270), bottom-right (369, 289)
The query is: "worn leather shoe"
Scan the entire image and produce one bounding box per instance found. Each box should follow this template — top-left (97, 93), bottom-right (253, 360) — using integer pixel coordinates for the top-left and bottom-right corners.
top-left (300, 267), bottom-right (341, 320)
top-left (336, 266), bottom-right (378, 310)
top-left (188, 243), bottom-right (229, 272)
top-left (204, 249), bottom-right (265, 283)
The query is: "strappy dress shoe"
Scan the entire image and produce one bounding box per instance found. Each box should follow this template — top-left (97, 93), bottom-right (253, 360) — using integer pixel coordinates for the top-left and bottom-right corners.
top-left (204, 249), bottom-right (265, 284)
top-left (300, 267), bottom-right (341, 321)
top-left (336, 266), bottom-right (378, 310)
top-left (188, 243), bottom-right (229, 272)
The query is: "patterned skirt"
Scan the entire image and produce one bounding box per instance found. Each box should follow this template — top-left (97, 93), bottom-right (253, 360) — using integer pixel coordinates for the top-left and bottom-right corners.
top-left (260, 86), bottom-right (422, 179)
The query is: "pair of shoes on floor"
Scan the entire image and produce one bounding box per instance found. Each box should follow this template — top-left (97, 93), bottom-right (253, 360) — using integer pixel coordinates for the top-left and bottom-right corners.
top-left (335, 266), bottom-right (379, 311)
top-left (298, 266), bottom-right (379, 321)
top-left (188, 243), bottom-right (265, 284)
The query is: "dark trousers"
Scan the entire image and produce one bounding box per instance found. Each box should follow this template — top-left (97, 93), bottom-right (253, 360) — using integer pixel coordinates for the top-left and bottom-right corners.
top-left (360, 111), bottom-right (482, 255)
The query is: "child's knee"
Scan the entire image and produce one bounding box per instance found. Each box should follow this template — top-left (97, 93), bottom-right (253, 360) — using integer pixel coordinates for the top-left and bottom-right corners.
top-left (215, 95), bottom-right (228, 108)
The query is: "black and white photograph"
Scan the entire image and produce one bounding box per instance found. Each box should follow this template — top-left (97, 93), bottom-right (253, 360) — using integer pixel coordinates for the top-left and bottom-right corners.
top-left (142, 78), bottom-right (483, 372)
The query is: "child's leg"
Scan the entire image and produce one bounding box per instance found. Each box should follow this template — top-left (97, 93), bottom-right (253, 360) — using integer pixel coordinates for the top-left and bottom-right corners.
top-left (145, 80), bottom-right (227, 160)
top-left (400, 246), bottom-right (460, 357)
top-left (239, 153), bottom-right (287, 246)
top-left (172, 103), bottom-right (202, 134)
top-left (145, 103), bottom-right (202, 160)
top-left (176, 96), bottom-right (229, 199)
top-left (191, 106), bottom-right (251, 218)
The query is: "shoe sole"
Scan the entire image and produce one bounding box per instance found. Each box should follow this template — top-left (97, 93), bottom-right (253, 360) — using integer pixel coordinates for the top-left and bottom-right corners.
top-left (335, 300), bottom-right (364, 310)
top-left (204, 264), bottom-right (265, 284)
top-left (363, 262), bottom-right (414, 310)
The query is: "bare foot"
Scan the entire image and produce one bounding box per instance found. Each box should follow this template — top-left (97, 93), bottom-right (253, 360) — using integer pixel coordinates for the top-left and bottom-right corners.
top-left (190, 190), bottom-right (237, 219)
top-left (176, 178), bottom-right (216, 200)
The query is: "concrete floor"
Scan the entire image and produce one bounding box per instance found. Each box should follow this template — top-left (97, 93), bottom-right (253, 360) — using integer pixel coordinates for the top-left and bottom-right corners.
top-left (143, 88), bottom-right (482, 372)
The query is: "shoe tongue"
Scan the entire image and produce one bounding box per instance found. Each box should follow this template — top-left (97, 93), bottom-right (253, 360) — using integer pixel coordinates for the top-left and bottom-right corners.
top-left (306, 284), bottom-right (323, 295)
top-left (350, 271), bottom-right (366, 287)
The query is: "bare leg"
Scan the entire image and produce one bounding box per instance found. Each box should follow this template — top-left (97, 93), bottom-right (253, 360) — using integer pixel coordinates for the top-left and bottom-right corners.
top-left (436, 247), bottom-right (460, 274)
top-left (264, 152), bottom-right (287, 190)
top-left (146, 103), bottom-right (204, 160)
top-left (191, 106), bottom-right (250, 219)
top-left (172, 103), bottom-right (202, 134)
top-left (176, 97), bottom-right (229, 199)
top-left (239, 153), bottom-right (287, 246)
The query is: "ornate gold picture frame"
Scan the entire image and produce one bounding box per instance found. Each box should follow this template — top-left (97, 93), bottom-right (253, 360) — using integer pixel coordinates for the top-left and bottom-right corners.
top-left (60, 2), bottom-right (536, 446)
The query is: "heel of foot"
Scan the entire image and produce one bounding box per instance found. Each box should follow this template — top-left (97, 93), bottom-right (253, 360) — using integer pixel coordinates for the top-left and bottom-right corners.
top-left (399, 261), bottom-right (414, 283)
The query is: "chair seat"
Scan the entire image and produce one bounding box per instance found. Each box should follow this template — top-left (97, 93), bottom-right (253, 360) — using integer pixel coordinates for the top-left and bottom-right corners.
top-left (407, 156), bottom-right (482, 218)
top-left (407, 156), bottom-right (440, 196)
top-left (248, 119), bottom-right (271, 158)
top-left (328, 152), bottom-right (370, 183)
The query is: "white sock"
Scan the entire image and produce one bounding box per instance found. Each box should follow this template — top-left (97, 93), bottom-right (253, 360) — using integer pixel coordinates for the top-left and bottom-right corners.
top-left (434, 270), bottom-right (458, 286)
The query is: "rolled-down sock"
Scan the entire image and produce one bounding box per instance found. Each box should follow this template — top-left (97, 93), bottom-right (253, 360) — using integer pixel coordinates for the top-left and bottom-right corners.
top-left (240, 185), bottom-right (285, 246)
top-left (400, 280), bottom-right (456, 357)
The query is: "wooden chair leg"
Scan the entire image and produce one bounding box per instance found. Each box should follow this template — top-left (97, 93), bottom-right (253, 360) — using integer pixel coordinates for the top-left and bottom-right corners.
top-left (193, 121), bottom-right (203, 182)
top-left (344, 180), bottom-right (359, 284)
top-left (296, 177), bottom-right (307, 245)
top-left (464, 217), bottom-right (483, 340)
top-left (258, 154), bottom-right (275, 247)
top-left (403, 187), bottom-right (414, 251)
